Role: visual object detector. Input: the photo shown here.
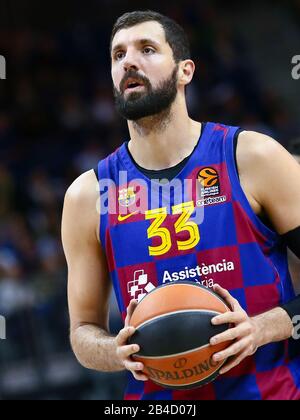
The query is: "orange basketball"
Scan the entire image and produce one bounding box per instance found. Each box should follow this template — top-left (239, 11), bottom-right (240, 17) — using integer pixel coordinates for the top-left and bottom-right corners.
top-left (128, 281), bottom-right (232, 390)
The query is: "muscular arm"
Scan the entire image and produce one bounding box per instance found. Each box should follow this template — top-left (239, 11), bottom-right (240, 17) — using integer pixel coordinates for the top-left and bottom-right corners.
top-left (62, 170), bottom-right (124, 372)
top-left (237, 131), bottom-right (300, 287)
top-left (211, 132), bottom-right (300, 373)
top-left (238, 132), bottom-right (300, 333)
top-left (62, 170), bottom-right (148, 380)
top-left (287, 155), bottom-right (300, 294)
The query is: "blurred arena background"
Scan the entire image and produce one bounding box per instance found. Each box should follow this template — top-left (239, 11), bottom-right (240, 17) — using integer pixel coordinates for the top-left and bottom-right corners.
top-left (0, 0), bottom-right (299, 400)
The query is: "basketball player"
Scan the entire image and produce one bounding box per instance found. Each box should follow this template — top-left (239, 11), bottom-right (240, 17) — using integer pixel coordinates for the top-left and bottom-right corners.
top-left (62, 11), bottom-right (300, 399)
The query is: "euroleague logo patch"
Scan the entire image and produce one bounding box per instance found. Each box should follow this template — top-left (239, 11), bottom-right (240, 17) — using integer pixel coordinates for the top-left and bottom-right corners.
top-left (197, 167), bottom-right (227, 207)
top-left (197, 167), bottom-right (220, 196)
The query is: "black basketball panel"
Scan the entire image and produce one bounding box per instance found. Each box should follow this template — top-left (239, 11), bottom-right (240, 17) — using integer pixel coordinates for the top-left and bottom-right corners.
top-left (129, 310), bottom-right (229, 357)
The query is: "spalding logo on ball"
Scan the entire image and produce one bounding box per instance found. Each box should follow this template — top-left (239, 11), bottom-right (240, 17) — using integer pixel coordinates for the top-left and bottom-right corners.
top-left (128, 281), bottom-right (232, 390)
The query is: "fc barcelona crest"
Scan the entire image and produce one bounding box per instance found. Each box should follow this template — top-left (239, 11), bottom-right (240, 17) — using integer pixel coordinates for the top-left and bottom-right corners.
top-left (118, 187), bottom-right (136, 207)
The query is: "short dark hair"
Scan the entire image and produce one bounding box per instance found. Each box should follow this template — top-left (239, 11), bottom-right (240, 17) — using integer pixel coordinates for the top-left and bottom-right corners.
top-left (110, 10), bottom-right (191, 63)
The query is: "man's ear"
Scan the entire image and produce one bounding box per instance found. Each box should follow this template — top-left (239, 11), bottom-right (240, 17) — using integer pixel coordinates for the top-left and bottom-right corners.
top-left (178, 60), bottom-right (195, 86)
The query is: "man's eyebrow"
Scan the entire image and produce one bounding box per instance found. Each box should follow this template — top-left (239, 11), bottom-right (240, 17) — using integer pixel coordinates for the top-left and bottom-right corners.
top-left (111, 38), bottom-right (160, 55)
top-left (139, 38), bottom-right (160, 47)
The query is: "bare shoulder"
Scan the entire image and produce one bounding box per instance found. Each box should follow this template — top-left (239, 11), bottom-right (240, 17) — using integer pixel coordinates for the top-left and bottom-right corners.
top-left (236, 130), bottom-right (300, 233)
top-left (63, 169), bottom-right (100, 242)
top-left (236, 130), bottom-right (287, 169)
top-left (238, 128), bottom-right (300, 172)
top-left (236, 130), bottom-right (299, 214)
top-left (293, 154), bottom-right (300, 164)
top-left (235, 130), bottom-right (300, 185)
top-left (65, 169), bottom-right (98, 203)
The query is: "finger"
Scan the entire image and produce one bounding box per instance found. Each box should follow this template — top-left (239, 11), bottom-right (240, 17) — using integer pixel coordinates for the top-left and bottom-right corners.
top-left (212, 311), bottom-right (247, 326)
top-left (128, 299), bottom-right (138, 312)
top-left (210, 323), bottom-right (251, 345)
top-left (132, 371), bottom-right (149, 381)
top-left (124, 359), bottom-right (145, 374)
top-left (118, 343), bottom-right (140, 359)
top-left (116, 326), bottom-right (136, 346)
top-left (213, 337), bottom-right (250, 362)
top-left (213, 284), bottom-right (240, 311)
top-left (210, 327), bottom-right (240, 345)
top-left (125, 300), bottom-right (138, 326)
top-left (219, 349), bottom-right (250, 375)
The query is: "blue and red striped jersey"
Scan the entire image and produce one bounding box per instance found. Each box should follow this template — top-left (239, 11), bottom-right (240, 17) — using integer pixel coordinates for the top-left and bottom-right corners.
top-left (96, 122), bottom-right (300, 400)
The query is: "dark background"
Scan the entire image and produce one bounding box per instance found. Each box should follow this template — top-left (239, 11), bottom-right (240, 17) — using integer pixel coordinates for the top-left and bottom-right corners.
top-left (0, 0), bottom-right (299, 400)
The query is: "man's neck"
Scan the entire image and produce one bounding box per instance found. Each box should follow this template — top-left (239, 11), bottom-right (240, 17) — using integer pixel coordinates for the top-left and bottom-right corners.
top-left (127, 103), bottom-right (202, 171)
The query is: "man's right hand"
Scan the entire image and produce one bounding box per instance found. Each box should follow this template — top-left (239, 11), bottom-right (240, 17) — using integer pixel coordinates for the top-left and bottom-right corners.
top-left (115, 300), bottom-right (148, 381)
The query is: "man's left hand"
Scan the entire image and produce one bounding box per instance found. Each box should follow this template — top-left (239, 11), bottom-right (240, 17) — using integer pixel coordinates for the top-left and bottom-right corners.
top-left (210, 284), bottom-right (259, 375)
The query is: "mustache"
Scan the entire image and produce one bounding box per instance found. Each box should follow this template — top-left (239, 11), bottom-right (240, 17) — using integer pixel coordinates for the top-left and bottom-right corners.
top-left (119, 71), bottom-right (151, 93)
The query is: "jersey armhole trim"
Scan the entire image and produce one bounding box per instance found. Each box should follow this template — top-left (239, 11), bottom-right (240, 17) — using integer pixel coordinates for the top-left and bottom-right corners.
top-left (94, 167), bottom-right (99, 181)
top-left (225, 127), bottom-right (278, 242)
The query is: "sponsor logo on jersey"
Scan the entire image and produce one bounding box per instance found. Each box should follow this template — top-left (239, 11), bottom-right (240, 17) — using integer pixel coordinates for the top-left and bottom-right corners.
top-left (127, 270), bottom-right (155, 302)
top-left (196, 195), bottom-right (227, 207)
top-left (162, 260), bottom-right (235, 286)
top-left (118, 212), bottom-right (138, 222)
top-left (127, 259), bottom-right (235, 300)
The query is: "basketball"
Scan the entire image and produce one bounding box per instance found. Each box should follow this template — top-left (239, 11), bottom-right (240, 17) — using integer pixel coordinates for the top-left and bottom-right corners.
top-left (128, 282), bottom-right (232, 390)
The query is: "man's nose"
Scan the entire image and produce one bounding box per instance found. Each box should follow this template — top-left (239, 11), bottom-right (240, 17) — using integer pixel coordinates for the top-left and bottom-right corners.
top-left (123, 50), bottom-right (139, 72)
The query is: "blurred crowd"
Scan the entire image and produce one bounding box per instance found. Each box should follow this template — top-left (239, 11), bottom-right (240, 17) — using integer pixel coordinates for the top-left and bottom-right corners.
top-left (0, 0), bottom-right (299, 399)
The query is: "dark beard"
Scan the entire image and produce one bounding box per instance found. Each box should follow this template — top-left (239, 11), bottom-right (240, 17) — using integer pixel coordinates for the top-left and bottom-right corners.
top-left (113, 66), bottom-right (178, 121)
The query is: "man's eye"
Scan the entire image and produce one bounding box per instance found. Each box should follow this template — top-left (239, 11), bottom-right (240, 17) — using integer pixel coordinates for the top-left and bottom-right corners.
top-left (115, 52), bottom-right (125, 60)
top-left (143, 47), bottom-right (155, 54)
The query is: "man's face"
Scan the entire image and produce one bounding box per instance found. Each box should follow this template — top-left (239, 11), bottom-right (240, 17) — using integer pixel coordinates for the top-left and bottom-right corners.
top-left (111, 21), bottom-right (179, 121)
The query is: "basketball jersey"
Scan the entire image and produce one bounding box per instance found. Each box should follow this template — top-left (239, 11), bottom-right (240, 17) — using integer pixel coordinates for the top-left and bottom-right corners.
top-left (96, 122), bottom-right (300, 400)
